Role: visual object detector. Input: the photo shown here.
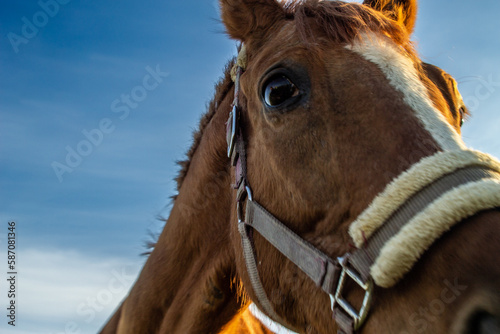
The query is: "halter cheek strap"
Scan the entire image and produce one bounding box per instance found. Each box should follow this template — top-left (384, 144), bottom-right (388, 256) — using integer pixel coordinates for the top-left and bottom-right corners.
top-left (227, 60), bottom-right (368, 333)
top-left (226, 48), bottom-right (500, 334)
top-left (228, 64), bottom-right (293, 329)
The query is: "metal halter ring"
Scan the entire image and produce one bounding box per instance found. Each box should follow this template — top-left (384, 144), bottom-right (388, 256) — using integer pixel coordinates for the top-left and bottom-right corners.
top-left (331, 256), bottom-right (373, 330)
top-left (237, 185), bottom-right (253, 223)
top-left (227, 105), bottom-right (238, 159)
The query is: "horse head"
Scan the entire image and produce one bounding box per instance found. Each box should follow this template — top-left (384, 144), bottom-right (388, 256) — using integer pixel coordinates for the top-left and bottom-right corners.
top-left (100, 1), bottom-right (500, 333)
top-left (220, 0), bottom-right (499, 332)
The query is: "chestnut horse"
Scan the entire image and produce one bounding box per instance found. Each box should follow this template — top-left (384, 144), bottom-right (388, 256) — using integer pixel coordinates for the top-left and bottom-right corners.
top-left (100, 0), bottom-right (500, 333)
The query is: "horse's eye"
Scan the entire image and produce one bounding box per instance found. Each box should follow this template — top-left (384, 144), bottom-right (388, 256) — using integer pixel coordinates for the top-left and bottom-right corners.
top-left (263, 75), bottom-right (299, 108)
top-left (459, 106), bottom-right (466, 127)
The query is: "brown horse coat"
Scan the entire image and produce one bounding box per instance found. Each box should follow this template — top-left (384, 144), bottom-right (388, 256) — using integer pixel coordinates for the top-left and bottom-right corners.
top-left (100, 1), bottom-right (499, 333)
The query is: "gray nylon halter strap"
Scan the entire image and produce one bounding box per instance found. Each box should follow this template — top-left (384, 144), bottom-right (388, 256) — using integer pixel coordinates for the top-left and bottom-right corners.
top-left (349, 166), bottom-right (500, 281)
top-left (228, 64), bottom-right (292, 330)
top-left (237, 217), bottom-right (290, 327)
top-left (245, 199), bottom-right (342, 294)
top-left (226, 61), bottom-right (499, 334)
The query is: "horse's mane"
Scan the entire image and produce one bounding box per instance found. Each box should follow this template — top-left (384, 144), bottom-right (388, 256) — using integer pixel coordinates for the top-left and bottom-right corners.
top-left (173, 59), bottom-right (236, 198)
top-left (143, 60), bottom-right (235, 255)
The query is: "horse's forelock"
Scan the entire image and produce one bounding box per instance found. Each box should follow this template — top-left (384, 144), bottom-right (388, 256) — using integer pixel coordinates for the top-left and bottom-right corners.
top-left (284, 1), bottom-right (411, 51)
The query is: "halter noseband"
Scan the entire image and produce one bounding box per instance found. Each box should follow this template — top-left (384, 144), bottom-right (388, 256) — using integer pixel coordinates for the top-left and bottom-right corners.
top-left (226, 47), bottom-right (500, 334)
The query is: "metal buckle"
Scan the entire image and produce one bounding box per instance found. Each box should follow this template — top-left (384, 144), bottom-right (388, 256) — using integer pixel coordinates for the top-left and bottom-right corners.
top-left (227, 105), bottom-right (238, 159)
top-left (331, 256), bottom-right (373, 331)
top-left (236, 184), bottom-right (253, 223)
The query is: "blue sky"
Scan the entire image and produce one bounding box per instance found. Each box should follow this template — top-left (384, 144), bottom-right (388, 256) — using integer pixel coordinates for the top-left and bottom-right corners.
top-left (1, 1), bottom-right (499, 333)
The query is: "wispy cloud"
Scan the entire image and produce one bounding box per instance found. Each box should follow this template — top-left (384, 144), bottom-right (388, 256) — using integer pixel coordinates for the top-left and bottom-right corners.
top-left (0, 247), bottom-right (143, 334)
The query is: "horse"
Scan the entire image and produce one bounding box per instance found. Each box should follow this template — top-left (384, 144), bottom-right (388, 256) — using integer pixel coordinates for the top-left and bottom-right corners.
top-left (100, 0), bottom-right (500, 333)
top-left (99, 59), bottom-right (471, 334)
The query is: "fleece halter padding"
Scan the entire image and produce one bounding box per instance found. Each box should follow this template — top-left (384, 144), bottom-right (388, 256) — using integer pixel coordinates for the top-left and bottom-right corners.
top-left (349, 150), bottom-right (500, 287)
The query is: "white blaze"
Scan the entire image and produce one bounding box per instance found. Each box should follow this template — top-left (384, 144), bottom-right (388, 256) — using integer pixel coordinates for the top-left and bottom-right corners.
top-left (346, 32), bottom-right (466, 151)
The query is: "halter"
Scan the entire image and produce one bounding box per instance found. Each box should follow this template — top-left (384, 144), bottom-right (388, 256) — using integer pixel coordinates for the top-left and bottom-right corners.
top-left (226, 47), bottom-right (500, 334)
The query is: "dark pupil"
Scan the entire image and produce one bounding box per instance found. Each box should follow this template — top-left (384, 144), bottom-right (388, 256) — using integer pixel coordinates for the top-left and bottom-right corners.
top-left (264, 76), bottom-right (298, 107)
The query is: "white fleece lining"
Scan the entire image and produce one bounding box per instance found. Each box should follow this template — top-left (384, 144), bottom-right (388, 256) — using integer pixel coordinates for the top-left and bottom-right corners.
top-left (249, 303), bottom-right (298, 334)
top-left (346, 32), bottom-right (466, 151)
top-left (349, 150), bottom-right (500, 247)
top-left (371, 178), bottom-right (500, 288)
